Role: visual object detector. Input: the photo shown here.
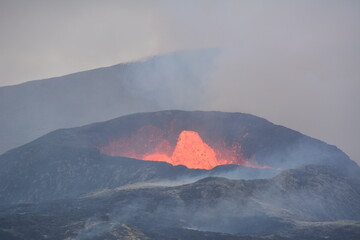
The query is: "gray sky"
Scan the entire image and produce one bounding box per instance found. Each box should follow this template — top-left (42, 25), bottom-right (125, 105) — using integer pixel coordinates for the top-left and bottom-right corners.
top-left (0, 0), bottom-right (359, 163)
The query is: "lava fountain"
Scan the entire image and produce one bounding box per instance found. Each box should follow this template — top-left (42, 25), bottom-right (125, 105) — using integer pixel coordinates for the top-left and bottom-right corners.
top-left (99, 127), bottom-right (270, 170)
top-left (144, 131), bottom-right (226, 169)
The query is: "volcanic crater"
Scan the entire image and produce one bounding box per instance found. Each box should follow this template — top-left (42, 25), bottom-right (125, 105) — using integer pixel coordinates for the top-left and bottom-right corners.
top-left (99, 127), bottom-right (267, 169)
top-left (91, 110), bottom-right (353, 171)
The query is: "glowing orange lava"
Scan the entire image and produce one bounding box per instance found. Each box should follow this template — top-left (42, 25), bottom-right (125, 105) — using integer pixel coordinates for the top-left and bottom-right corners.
top-left (144, 131), bottom-right (229, 169)
top-left (99, 128), bottom-right (270, 169)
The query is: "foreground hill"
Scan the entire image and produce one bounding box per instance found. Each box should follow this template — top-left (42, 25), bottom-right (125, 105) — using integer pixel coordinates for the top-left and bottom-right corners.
top-left (1, 165), bottom-right (359, 240)
top-left (0, 110), bottom-right (357, 204)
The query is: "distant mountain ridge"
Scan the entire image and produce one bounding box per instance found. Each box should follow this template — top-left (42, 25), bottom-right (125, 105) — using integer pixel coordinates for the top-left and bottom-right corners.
top-left (0, 49), bottom-right (219, 155)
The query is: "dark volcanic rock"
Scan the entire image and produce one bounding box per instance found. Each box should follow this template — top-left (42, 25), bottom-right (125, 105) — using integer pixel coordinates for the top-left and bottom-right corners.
top-left (0, 165), bottom-right (359, 240)
top-left (0, 146), bottom-right (202, 204)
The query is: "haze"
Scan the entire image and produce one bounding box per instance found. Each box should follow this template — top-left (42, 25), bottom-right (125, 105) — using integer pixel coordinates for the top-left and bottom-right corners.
top-left (0, 0), bottom-right (359, 164)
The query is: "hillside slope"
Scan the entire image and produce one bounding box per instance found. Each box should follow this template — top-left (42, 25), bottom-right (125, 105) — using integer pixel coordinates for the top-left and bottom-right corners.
top-left (1, 165), bottom-right (359, 240)
top-left (0, 49), bottom-right (218, 155)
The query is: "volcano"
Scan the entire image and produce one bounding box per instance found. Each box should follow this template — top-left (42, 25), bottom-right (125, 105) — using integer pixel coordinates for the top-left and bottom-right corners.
top-left (0, 110), bottom-right (359, 240)
top-left (0, 110), bottom-right (357, 204)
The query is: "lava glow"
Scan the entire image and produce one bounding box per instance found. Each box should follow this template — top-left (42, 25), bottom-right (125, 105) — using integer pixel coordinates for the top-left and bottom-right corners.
top-left (144, 131), bottom-right (228, 169)
top-left (100, 128), bottom-right (270, 170)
